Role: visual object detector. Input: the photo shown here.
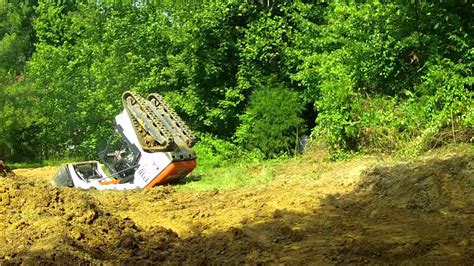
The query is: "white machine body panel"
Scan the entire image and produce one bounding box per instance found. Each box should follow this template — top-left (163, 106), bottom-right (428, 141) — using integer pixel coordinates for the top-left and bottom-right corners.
top-left (115, 110), bottom-right (173, 188)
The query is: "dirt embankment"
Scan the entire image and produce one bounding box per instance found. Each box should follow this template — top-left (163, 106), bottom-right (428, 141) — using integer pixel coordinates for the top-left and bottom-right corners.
top-left (0, 149), bottom-right (473, 264)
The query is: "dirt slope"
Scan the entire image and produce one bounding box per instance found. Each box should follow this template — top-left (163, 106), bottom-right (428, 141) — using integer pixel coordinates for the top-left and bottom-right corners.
top-left (1, 148), bottom-right (473, 264)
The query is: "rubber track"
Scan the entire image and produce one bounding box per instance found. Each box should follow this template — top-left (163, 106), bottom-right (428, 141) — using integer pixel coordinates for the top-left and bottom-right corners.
top-left (123, 91), bottom-right (174, 151)
top-left (148, 93), bottom-right (197, 147)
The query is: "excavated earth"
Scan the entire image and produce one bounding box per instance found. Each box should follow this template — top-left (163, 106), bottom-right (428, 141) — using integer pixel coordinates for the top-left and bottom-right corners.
top-left (0, 148), bottom-right (473, 264)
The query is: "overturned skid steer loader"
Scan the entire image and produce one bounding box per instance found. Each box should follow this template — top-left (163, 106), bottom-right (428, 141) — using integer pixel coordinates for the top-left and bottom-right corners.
top-left (51, 91), bottom-right (197, 190)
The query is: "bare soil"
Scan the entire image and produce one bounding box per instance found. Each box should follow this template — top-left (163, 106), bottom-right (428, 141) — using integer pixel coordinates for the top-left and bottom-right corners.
top-left (1, 148), bottom-right (473, 264)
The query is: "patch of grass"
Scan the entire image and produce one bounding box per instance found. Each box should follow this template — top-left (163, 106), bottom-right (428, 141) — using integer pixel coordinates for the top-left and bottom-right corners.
top-left (174, 146), bottom-right (331, 191)
top-left (175, 160), bottom-right (278, 191)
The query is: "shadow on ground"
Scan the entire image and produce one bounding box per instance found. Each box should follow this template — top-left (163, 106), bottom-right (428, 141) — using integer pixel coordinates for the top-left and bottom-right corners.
top-left (1, 155), bottom-right (473, 264)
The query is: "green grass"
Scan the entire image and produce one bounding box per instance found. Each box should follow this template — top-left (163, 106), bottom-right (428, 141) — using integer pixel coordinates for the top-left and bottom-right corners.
top-left (174, 160), bottom-right (279, 191)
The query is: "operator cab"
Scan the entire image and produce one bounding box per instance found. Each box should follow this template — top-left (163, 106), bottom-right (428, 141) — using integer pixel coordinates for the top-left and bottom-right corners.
top-left (99, 129), bottom-right (141, 183)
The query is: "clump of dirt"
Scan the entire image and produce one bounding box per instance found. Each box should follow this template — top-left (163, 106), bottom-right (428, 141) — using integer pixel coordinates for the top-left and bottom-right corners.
top-left (1, 149), bottom-right (473, 264)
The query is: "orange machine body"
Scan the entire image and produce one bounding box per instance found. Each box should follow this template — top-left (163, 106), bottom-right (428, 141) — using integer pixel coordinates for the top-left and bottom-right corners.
top-left (145, 160), bottom-right (196, 189)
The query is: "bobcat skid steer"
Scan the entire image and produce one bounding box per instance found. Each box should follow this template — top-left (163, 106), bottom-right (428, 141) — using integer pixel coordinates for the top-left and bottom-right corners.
top-left (51, 91), bottom-right (197, 190)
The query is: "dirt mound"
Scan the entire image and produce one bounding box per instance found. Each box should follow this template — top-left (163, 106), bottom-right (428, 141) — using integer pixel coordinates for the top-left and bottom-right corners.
top-left (322, 153), bottom-right (474, 264)
top-left (1, 149), bottom-right (473, 264)
top-left (356, 154), bottom-right (474, 212)
top-left (0, 174), bottom-right (185, 264)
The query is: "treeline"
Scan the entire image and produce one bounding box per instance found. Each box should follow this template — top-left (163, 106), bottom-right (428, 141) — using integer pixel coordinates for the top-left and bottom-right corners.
top-left (0, 0), bottom-right (472, 164)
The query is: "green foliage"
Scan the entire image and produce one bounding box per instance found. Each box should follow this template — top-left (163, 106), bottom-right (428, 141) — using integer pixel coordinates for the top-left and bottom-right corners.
top-left (293, 0), bottom-right (473, 156)
top-left (0, 1), bottom-right (35, 78)
top-left (0, 80), bottom-right (42, 161)
top-left (193, 134), bottom-right (242, 169)
top-left (235, 82), bottom-right (304, 158)
top-left (131, 1), bottom-right (261, 138)
top-left (0, 1), bottom-right (38, 160)
top-left (194, 133), bottom-right (263, 170)
top-left (312, 50), bottom-right (360, 157)
top-left (29, 2), bottom-right (174, 158)
top-left (0, 0), bottom-right (472, 163)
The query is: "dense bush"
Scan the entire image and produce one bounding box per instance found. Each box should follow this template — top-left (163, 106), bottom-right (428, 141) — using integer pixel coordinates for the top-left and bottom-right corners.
top-left (193, 133), bottom-right (263, 169)
top-left (235, 82), bottom-right (304, 157)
